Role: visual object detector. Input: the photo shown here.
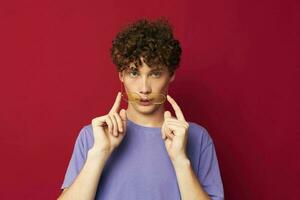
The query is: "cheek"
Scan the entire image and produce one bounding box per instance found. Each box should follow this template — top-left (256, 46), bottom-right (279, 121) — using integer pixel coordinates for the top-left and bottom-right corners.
top-left (154, 80), bottom-right (169, 92)
top-left (123, 79), bottom-right (135, 90)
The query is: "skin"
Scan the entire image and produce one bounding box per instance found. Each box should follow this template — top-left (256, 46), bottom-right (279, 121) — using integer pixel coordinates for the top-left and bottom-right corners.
top-left (118, 57), bottom-right (175, 128)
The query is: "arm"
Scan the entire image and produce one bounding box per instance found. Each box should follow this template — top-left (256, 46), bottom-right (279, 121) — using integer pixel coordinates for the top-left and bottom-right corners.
top-left (162, 95), bottom-right (223, 199)
top-left (58, 92), bottom-right (127, 200)
top-left (57, 148), bottom-right (111, 200)
top-left (172, 158), bottom-right (211, 200)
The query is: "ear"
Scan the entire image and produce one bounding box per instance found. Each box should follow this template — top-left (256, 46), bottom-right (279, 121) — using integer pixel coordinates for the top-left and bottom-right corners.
top-left (119, 72), bottom-right (124, 82)
top-left (170, 72), bottom-right (175, 82)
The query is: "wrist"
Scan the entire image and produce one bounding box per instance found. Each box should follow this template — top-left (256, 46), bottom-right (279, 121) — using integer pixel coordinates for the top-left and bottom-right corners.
top-left (88, 147), bottom-right (112, 161)
top-left (172, 156), bottom-right (191, 169)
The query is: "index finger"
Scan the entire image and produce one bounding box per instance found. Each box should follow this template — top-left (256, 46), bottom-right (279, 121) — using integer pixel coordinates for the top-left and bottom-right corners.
top-left (109, 92), bottom-right (122, 113)
top-left (166, 95), bottom-right (186, 122)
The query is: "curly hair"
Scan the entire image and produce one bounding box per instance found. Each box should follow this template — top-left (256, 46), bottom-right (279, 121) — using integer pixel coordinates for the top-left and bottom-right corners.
top-left (110, 17), bottom-right (182, 76)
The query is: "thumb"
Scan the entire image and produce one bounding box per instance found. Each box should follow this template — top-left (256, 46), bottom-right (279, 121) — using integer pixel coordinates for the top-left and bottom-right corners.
top-left (164, 111), bottom-right (172, 120)
top-left (119, 109), bottom-right (127, 133)
top-left (163, 111), bottom-right (173, 140)
top-left (119, 109), bottom-right (127, 121)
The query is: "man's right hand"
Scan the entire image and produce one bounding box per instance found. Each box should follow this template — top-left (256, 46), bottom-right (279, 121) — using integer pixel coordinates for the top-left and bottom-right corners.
top-left (91, 92), bottom-right (127, 154)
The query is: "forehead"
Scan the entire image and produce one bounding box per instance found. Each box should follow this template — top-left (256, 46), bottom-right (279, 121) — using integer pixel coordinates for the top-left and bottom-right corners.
top-left (127, 63), bottom-right (165, 72)
top-left (125, 56), bottom-right (167, 71)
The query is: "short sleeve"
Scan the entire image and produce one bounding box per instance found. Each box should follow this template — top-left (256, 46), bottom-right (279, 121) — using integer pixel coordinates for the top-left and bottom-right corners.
top-left (197, 129), bottom-right (224, 200)
top-left (61, 126), bottom-right (89, 189)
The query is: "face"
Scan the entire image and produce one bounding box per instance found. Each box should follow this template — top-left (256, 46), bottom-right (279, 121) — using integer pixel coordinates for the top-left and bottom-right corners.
top-left (119, 57), bottom-right (175, 115)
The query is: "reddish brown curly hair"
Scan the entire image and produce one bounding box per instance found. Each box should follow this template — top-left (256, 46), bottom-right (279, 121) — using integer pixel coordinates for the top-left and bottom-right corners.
top-left (110, 17), bottom-right (182, 76)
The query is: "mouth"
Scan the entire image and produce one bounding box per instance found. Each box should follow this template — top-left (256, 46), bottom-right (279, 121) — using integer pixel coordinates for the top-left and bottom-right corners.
top-left (139, 98), bottom-right (152, 106)
top-left (140, 98), bottom-right (150, 102)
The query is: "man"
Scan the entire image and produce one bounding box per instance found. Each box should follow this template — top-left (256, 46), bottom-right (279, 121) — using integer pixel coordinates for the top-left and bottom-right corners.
top-left (58, 18), bottom-right (224, 200)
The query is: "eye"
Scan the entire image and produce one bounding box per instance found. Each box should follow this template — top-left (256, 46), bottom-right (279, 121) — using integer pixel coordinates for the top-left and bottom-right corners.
top-left (129, 71), bottom-right (139, 77)
top-left (151, 71), bottom-right (162, 77)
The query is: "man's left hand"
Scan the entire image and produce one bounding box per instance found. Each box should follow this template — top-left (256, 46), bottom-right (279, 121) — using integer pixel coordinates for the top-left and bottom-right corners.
top-left (162, 95), bottom-right (190, 164)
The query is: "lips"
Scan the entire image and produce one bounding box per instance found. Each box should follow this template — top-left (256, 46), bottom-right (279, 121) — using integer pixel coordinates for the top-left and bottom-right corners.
top-left (139, 99), bottom-right (152, 106)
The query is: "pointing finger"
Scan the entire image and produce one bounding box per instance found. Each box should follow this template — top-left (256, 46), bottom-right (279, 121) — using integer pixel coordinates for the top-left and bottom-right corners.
top-left (109, 92), bottom-right (122, 113)
top-left (166, 95), bottom-right (186, 122)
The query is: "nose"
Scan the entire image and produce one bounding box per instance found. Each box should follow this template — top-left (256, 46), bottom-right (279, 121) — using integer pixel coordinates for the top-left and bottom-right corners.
top-left (139, 76), bottom-right (151, 95)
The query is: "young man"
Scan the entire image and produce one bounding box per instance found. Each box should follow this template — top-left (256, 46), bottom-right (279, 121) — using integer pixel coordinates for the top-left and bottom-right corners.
top-left (58, 18), bottom-right (224, 200)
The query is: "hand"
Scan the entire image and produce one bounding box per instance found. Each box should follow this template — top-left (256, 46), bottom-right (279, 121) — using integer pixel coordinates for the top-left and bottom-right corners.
top-left (161, 95), bottom-right (190, 163)
top-left (91, 92), bottom-right (127, 154)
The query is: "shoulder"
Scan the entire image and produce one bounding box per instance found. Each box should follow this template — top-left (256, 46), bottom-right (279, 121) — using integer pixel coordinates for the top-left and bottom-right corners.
top-left (187, 121), bottom-right (214, 150)
top-left (76, 124), bottom-right (92, 139)
top-left (81, 124), bottom-right (93, 136)
top-left (75, 124), bottom-right (94, 150)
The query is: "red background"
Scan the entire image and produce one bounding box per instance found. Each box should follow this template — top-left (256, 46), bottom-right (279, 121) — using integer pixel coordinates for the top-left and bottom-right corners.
top-left (0, 0), bottom-right (299, 199)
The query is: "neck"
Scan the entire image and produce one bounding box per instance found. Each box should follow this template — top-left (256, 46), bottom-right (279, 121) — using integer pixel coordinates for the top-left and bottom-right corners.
top-left (125, 104), bottom-right (165, 128)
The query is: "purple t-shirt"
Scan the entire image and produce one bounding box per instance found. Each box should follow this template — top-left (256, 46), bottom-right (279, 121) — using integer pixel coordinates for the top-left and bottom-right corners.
top-left (61, 119), bottom-right (224, 200)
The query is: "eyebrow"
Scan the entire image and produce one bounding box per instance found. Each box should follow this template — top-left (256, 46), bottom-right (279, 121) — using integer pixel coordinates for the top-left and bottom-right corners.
top-left (128, 67), bottom-right (163, 72)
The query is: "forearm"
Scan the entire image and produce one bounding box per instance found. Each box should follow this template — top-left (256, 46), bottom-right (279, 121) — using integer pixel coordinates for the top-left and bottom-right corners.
top-left (58, 148), bottom-right (111, 200)
top-left (172, 158), bottom-right (211, 200)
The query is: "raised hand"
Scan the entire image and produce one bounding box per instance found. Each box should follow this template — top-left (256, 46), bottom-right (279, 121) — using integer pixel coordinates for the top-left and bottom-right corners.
top-left (91, 92), bottom-right (127, 154)
top-left (161, 95), bottom-right (190, 163)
